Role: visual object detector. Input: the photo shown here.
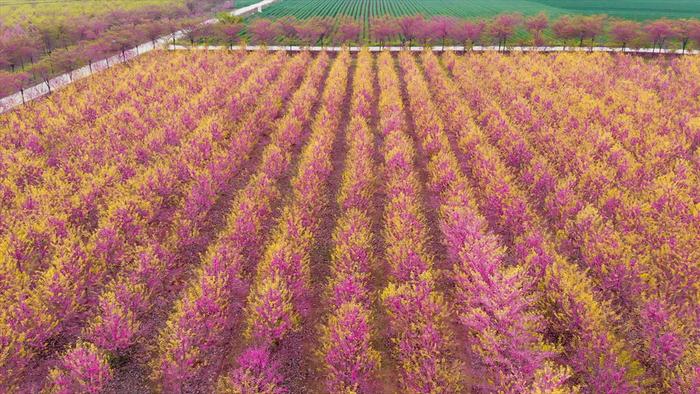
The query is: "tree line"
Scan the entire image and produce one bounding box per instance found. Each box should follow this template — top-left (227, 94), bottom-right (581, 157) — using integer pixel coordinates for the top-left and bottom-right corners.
top-left (0, 0), bottom-right (233, 97)
top-left (211, 13), bottom-right (700, 53)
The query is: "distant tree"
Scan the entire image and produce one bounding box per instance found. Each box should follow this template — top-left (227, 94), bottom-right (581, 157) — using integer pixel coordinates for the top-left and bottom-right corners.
top-left (336, 17), bottom-right (361, 45)
top-left (102, 28), bottom-right (136, 61)
top-left (179, 18), bottom-right (204, 46)
top-left (296, 19), bottom-right (322, 47)
top-left (645, 19), bottom-right (676, 52)
top-left (397, 15), bottom-right (426, 46)
top-left (429, 16), bottom-right (456, 49)
top-left (144, 20), bottom-right (167, 47)
top-left (309, 17), bottom-right (334, 47)
top-left (448, 19), bottom-right (484, 51)
top-left (672, 19), bottom-right (700, 53)
top-left (552, 16), bottom-right (578, 49)
top-left (276, 16), bottom-right (299, 48)
top-left (83, 41), bottom-right (107, 72)
top-left (1, 26), bottom-right (40, 71)
top-left (525, 12), bottom-right (548, 47)
top-left (218, 21), bottom-right (244, 49)
top-left (28, 58), bottom-right (54, 93)
top-left (488, 13), bottom-right (523, 51)
top-left (690, 21), bottom-right (700, 51)
top-left (610, 20), bottom-right (642, 51)
top-left (0, 70), bottom-right (29, 100)
top-left (50, 47), bottom-right (81, 81)
top-left (575, 15), bottom-right (606, 48)
top-left (248, 18), bottom-right (279, 45)
top-left (370, 16), bottom-right (399, 48)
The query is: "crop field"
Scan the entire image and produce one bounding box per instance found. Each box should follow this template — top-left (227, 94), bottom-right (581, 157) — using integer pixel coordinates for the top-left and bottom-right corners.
top-left (257, 0), bottom-right (700, 21)
top-left (0, 0), bottom-right (188, 24)
top-left (0, 49), bottom-right (699, 393)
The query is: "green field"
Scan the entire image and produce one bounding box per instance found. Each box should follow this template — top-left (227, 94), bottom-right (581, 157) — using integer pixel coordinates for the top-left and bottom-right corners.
top-left (0, 0), bottom-right (186, 24)
top-left (257, 0), bottom-right (700, 21)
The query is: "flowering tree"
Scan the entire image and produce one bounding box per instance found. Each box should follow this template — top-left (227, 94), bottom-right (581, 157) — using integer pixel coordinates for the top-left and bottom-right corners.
top-left (448, 19), bottom-right (486, 50)
top-left (552, 16), bottom-right (578, 48)
top-left (610, 20), bottom-right (642, 51)
top-left (577, 15), bottom-right (606, 47)
top-left (276, 16), bottom-right (299, 47)
top-left (525, 12), bottom-right (549, 46)
top-left (397, 14), bottom-right (426, 46)
top-left (313, 17), bottom-right (335, 47)
top-left (248, 18), bottom-right (279, 45)
top-left (488, 13), bottom-right (523, 51)
top-left (672, 19), bottom-right (700, 53)
top-left (370, 16), bottom-right (399, 48)
top-left (0, 70), bottom-right (28, 99)
top-left (336, 17), bottom-right (361, 45)
top-left (296, 19), bottom-right (322, 47)
top-left (217, 21), bottom-right (244, 49)
top-left (690, 21), bottom-right (700, 50)
top-left (645, 18), bottom-right (676, 52)
top-left (429, 16), bottom-right (456, 49)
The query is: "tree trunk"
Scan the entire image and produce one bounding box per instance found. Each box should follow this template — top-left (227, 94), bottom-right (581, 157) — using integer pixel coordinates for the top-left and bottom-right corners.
top-left (46, 79), bottom-right (51, 93)
top-left (20, 89), bottom-right (25, 104)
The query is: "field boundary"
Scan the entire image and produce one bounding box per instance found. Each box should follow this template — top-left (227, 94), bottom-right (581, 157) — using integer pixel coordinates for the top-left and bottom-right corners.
top-left (2, 22), bottom-right (697, 113)
top-left (0, 0), bottom-right (280, 114)
top-left (167, 44), bottom-right (700, 54)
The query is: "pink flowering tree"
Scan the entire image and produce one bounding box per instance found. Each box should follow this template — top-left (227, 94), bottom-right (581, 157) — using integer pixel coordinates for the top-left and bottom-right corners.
top-left (525, 12), bottom-right (549, 47)
top-left (47, 342), bottom-right (112, 394)
top-left (370, 16), bottom-right (399, 48)
top-left (552, 16), bottom-right (578, 49)
top-left (276, 16), bottom-right (299, 48)
top-left (672, 19), bottom-right (700, 53)
top-left (428, 16), bottom-right (457, 49)
top-left (448, 19), bottom-right (486, 50)
top-left (488, 13), bottom-right (523, 51)
top-left (610, 20), bottom-right (642, 51)
top-left (336, 17), bottom-right (362, 45)
top-left (295, 19), bottom-right (323, 47)
top-left (397, 14), bottom-right (426, 46)
top-left (248, 18), bottom-right (279, 45)
top-left (0, 70), bottom-right (29, 100)
top-left (645, 18), bottom-right (676, 52)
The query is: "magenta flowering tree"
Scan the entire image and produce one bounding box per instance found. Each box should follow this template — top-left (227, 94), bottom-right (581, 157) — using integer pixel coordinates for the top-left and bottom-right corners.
top-left (313, 17), bottom-right (335, 47)
top-left (336, 17), bottom-right (362, 45)
top-left (295, 20), bottom-right (323, 47)
top-left (552, 16), bottom-right (578, 48)
top-left (525, 12), bottom-right (549, 46)
top-left (218, 22), bottom-right (244, 49)
top-left (397, 14), bottom-right (426, 46)
top-left (672, 19), bottom-right (700, 52)
top-left (46, 342), bottom-right (112, 394)
top-left (448, 19), bottom-right (486, 50)
top-left (217, 347), bottom-right (285, 394)
top-left (644, 18), bottom-right (676, 52)
top-left (248, 18), bottom-right (279, 45)
top-left (610, 20), bottom-right (642, 51)
top-left (0, 70), bottom-right (28, 99)
top-left (276, 16), bottom-right (299, 47)
top-left (370, 16), bottom-right (399, 48)
top-left (319, 302), bottom-right (380, 393)
top-left (488, 13), bottom-right (523, 50)
top-left (429, 16), bottom-right (456, 49)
